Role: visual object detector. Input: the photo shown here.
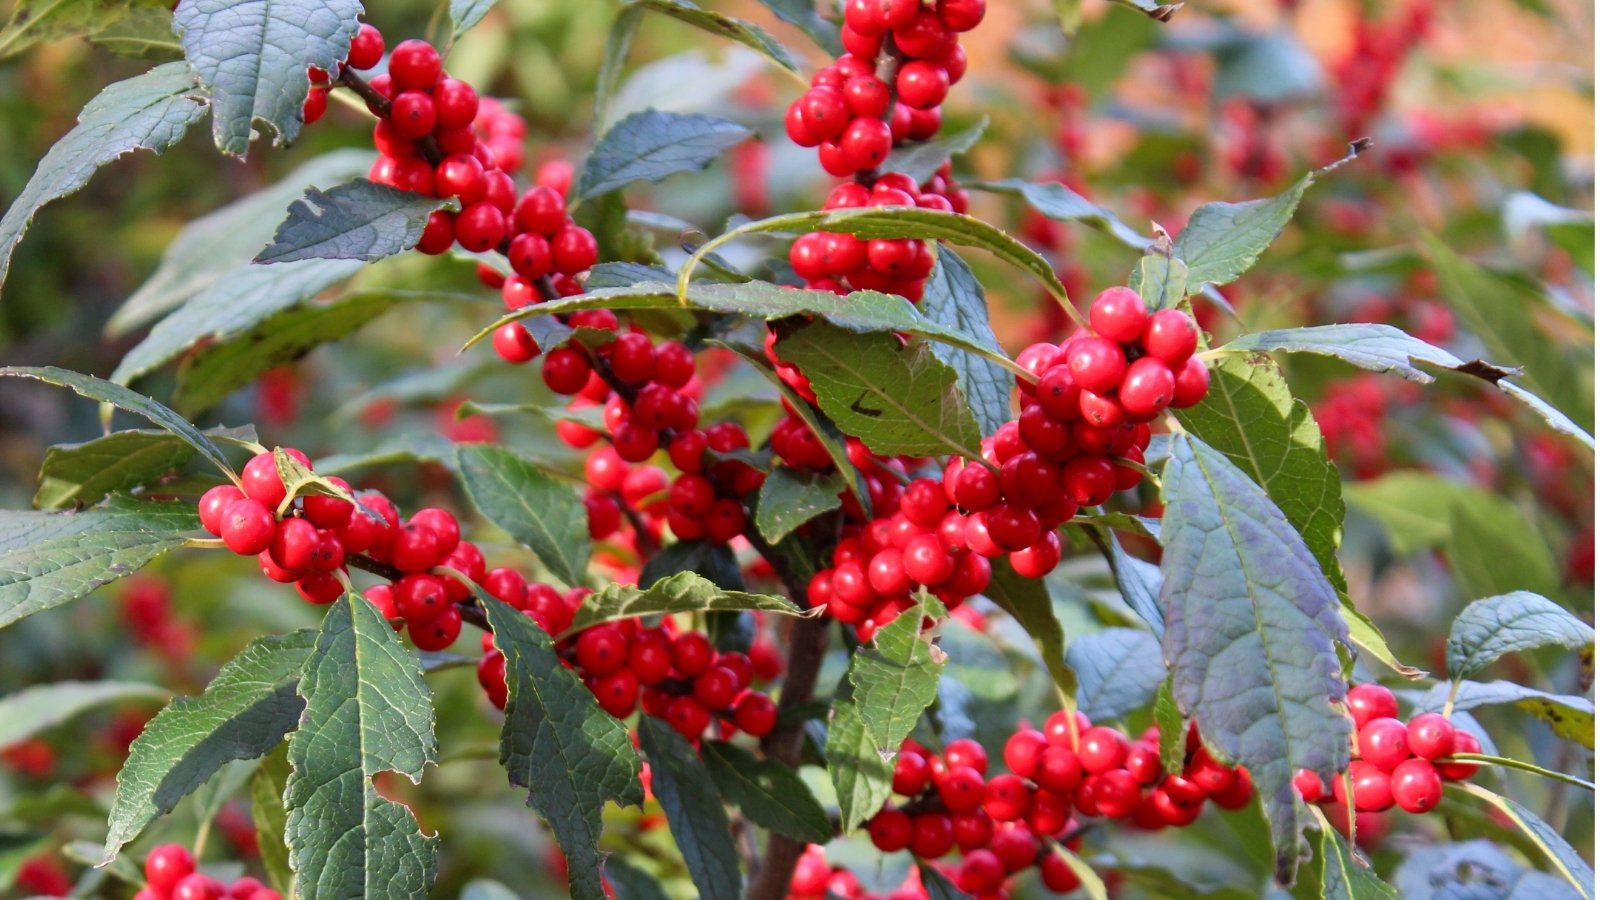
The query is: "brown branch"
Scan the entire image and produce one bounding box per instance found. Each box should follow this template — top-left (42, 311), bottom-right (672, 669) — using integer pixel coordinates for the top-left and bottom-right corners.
top-left (336, 67), bottom-right (444, 164)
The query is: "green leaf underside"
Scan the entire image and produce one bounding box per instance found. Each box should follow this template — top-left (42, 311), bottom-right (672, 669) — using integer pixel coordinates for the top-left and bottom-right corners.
top-left (882, 117), bottom-right (988, 185)
top-left (825, 685), bottom-right (893, 833)
top-left (284, 595), bottom-right (438, 898)
top-left (0, 62), bottom-right (205, 296)
top-left (456, 444), bottom-right (592, 588)
top-left (578, 109), bottom-right (751, 201)
top-left (102, 632), bottom-right (313, 861)
top-left (1418, 680), bottom-right (1594, 748)
top-left (108, 149), bottom-right (375, 337)
top-left (483, 596), bottom-right (642, 900)
top-left (848, 593), bottom-right (947, 754)
top-left (255, 179), bottom-right (454, 264)
top-left (920, 247), bottom-right (1013, 438)
top-left (701, 740), bottom-right (832, 843)
top-left (1454, 783), bottom-right (1595, 898)
top-left (1219, 324), bottom-right (1504, 385)
top-left (984, 560), bottom-right (1077, 704)
top-left (637, 718), bottom-right (743, 899)
top-left (173, 0), bottom-right (364, 156)
top-left (0, 681), bottom-right (168, 749)
top-left (563, 571), bottom-right (801, 636)
top-left (0, 496), bottom-right (198, 630)
top-left (1068, 628), bottom-right (1166, 723)
top-left (631, 0), bottom-right (800, 74)
top-left (1446, 592), bottom-right (1594, 681)
top-left (970, 178), bottom-right (1150, 250)
top-left (778, 320), bottom-right (982, 460)
top-left (749, 0), bottom-right (842, 55)
top-left (1159, 434), bottom-right (1350, 882)
top-left (33, 426), bottom-right (253, 508)
top-left (754, 467), bottom-right (843, 544)
top-left (449, 0), bottom-right (497, 40)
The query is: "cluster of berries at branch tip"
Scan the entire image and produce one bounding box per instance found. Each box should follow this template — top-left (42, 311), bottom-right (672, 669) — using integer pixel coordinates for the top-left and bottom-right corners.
top-left (137, 844), bottom-right (278, 900)
top-left (478, 615), bottom-right (784, 741)
top-left (857, 715), bottom-right (1253, 898)
top-left (198, 448), bottom-right (478, 651)
top-left (1296, 683), bottom-right (1480, 817)
top-left (789, 843), bottom-right (974, 900)
top-left (784, 0), bottom-right (983, 303)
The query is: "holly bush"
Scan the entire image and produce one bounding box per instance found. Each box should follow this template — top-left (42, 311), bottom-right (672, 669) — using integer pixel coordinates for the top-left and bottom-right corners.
top-left (0, 0), bottom-right (1592, 898)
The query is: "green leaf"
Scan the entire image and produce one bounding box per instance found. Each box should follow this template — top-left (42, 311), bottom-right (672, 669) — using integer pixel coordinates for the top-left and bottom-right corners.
top-left (605, 858), bottom-right (672, 900)
top-left (1316, 822), bottom-right (1398, 900)
top-left (1344, 472), bottom-right (1533, 556)
top-left (848, 593), bottom-right (947, 754)
top-left (1420, 680), bottom-right (1593, 748)
top-left (1453, 783), bottom-right (1595, 898)
top-left (285, 595), bottom-right (438, 898)
top-left (0, 681), bottom-right (167, 747)
top-left (969, 178), bottom-right (1149, 250)
top-left (449, 0), bottom-right (496, 41)
top-left (983, 559), bottom-right (1077, 705)
top-left (1168, 171), bottom-right (1313, 294)
top-left (918, 862), bottom-right (975, 900)
top-left (1447, 495), bottom-right (1562, 602)
top-left (483, 596), bottom-right (642, 900)
top-left (637, 718), bottom-right (742, 898)
top-left (631, 0), bottom-right (800, 75)
top-left (1153, 679), bottom-right (1185, 775)
top-left (0, 497), bottom-right (198, 630)
top-left (250, 745), bottom-right (293, 896)
top-left (314, 432), bottom-right (459, 477)
top-left (1212, 29), bottom-right (1323, 104)
top-left (103, 632), bottom-right (314, 860)
top-left (701, 740), bottom-right (832, 844)
top-left (88, 6), bottom-right (183, 59)
top-left (1102, 532), bottom-right (1164, 636)
top-left (593, 7), bottom-right (644, 132)
top-left (636, 540), bottom-right (744, 593)
top-left (174, 0), bottom-right (364, 156)
top-left (882, 117), bottom-right (988, 185)
top-left (1447, 592), bottom-right (1594, 681)
top-left (777, 320), bottom-right (982, 459)
top-left (578, 110), bottom-right (751, 201)
top-left (0, 63), bottom-right (204, 299)
top-left (110, 258), bottom-right (364, 387)
top-left (0, 0), bottom-right (169, 57)
top-left (1047, 844), bottom-right (1111, 900)
top-left (1159, 434), bottom-right (1351, 883)
top-left (456, 444), bottom-right (591, 588)
top-left (824, 685), bottom-right (893, 833)
top-left (1135, 249), bottom-right (1189, 312)
top-left (750, 0), bottom-right (841, 55)
top-left (172, 289), bottom-right (414, 416)
top-left (1498, 381), bottom-right (1596, 451)
top-left (1067, 628), bottom-right (1165, 723)
top-left (920, 247), bottom-right (1012, 438)
top-left (754, 467), bottom-right (843, 544)
top-left (1219, 323), bottom-right (1514, 385)
top-left (254, 179), bottom-right (455, 264)
top-left (107, 149), bottom-right (375, 337)
top-left (33, 426), bottom-right (254, 509)
top-left (563, 571), bottom-right (801, 636)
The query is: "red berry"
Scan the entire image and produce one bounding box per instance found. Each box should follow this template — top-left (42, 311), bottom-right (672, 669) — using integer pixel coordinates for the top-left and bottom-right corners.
top-left (432, 78), bottom-right (480, 130)
top-left (902, 534), bottom-right (956, 586)
top-left (1293, 768), bottom-right (1326, 802)
top-left (733, 692), bottom-right (777, 736)
top-left (241, 451), bottom-right (290, 507)
top-left (576, 625), bottom-right (629, 676)
top-left (1143, 309), bottom-right (1199, 364)
top-left (692, 666), bottom-right (739, 710)
top-left (982, 773), bottom-right (1030, 821)
top-left (199, 484), bottom-right (246, 535)
top-left (455, 202), bottom-right (508, 252)
top-left (840, 117), bottom-right (892, 171)
top-left (1010, 531), bottom-right (1062, 578)
top-left (513, 186), bottom-right (567, 235)
top-left (909, 813), bottom-right (955, 859)
top-left (892, 750), bottom-right (930, 795)
top-left (1406, 713), bottom-right (1456, 760)
top-left (1437, 731), bottom-right (1481, 781)
top-left (388, 39), bottom-right (442, 90)
top-left (868, 808), bottom-right (913, 852)
top-left (1391, 757), bottom-right (1443, 813)
top-left (665, 696), bottom-right (711, 739)
top-left (1003, 728), bottom-right (1047, 779)
top-left (416, 211), bottom-right (455, 254)
top-left (389, 91), bottom-right (437, 139)
top-left (1171, 356), bottom-right (1211, 408)
top-left (957, 849), bottom-right (1005, 895)
top-left (1035, 745), bottom-right (1084, 795)
top-left (145, 844), bottom-right (195, 895)
top-left (936, 0), bottom-right (987, 31)
top-left (434, 154), bottom-right (486, 202)
top-left (408, 605), bottom-right (462, 650)
top-left (295, 572), bottom-right (343, 605)
top-left (1079, 726), bottom-right (1129, 774)
top-left (1039, 848), bottom-right (1082, 892)
top-left (1094, 768), bottom-right (1142, 818)
top-left (301, 87), bottom-right (327, 124)
top-left (542, 347), bottom-right (592, 395)
top-left (1066, 337), bottom-right (1128, 394)
top-left (390, 523), bottom-right (443, 572)
top-left (1348, 761), bottom-right (1395, 812)
top-left (493, 323), bottom-right (540, 363)
top-left (269, 517), bottom-right (318, 572)
top-left (221, 499), bottom-right (277, 556)
top-left (843, 76), bottom-right (892, 119)
top-left (1358, 717), bottom-right (1413, 771)
top-left (171, 873), bottom-right (225, 900)
top-left (1347, 683), bottom-right (1398, 729)
top-left (801, 87), bottom-right (850, 139)
top-left (894, 10), bottom-right (951, 58)
top-left (1120, 357), bottom-right (1177, 419)
top-left (347, 23), bottom-right (384, 70)
top-left (671, 632), bottom-right (715, 677)
top-left (896, 60), bottom-right (950, 110)
top-left (552, 226), bottom-right (599, 274)
top-left (593, 668), bottom-right (640, 718)
top-left (394, 573), bottom-right (449, 621)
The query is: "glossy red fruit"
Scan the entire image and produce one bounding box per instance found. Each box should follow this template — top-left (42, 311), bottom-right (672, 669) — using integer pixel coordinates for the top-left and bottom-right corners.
top-left (1391, 757), bottom-right (1443, 813)
top-left (144, 844), bottom-right (195, 895)
top-left (388, 39), bottom-right (442, 90)
top-left (692, 666), bottom-right (739, 710)
top-left (408, 605), bottom-right (462, 651)
top-left (983, 773), bottom-right (1031, 822)
top-left (1143, 309), bottom-right (1199, 363)
top-left (1406, 713), bottom-right (1457, 760)
top-left (1171, 355), bottom-right (1211, 408)
top-left (221, 499), bottom-right (277, 556)
top-left (394, 574), bottom-right (449, 621)
top-left (432, 78), bottom-right (480, 130)
top-left (493, 323), bottom-right (540, 363)
top-left (868, 809), bottom-right (913, 852)
top-left (1003, 728), bottom-right (1047, 779)
top-left (892, 750), bottom-right (930, 795)
top-left (1089, 285), bottom-right (1149, 343)
top-left (665, 696), bottom-right (711, 739)
top-left (936, 0), bottom-right (987, 31)
top-left (1346, 683), bottom-right (1399, 729)
top-left (984, 504), bottom-right (1041, 552)
top-left (1120, 357), bottom-right (1178, 419)
top-left (389, 91), bottom-right (437, 139)
top-left (1079, 726), bottom-right (1129, 774)
top-left (1358, 717), bottom-right (1412, 771)
top-left (1034, 745), bottom-right (1084, 795)
top-left (541, 347), bottom-right (592, 395)
top-left (733, 692), bottom-right (777, 736)
top-left (347, 23), bottom-right (384, 70)
top-left (671, 632), bottom-right (715, 677)
top-left (909, 813), bottom-right (956, 859)
top-left (1094, 768), bottom-right (1143, 818)
top-left (1039, 845), bottom-right (1082, 892)
top-left (1436, 731), bottom-right (1481, 781)
top-left (242, 451), bottom-right (292, 507)
top-left (455, 202), bottom-right (508, 252)
top-left (171, 873), bottom-right (225, 900)
top-left (1010, 531), bottom-right (1062, 578)
top-left (957, 849), bottom-right (1005, 895)
top-left (1293, 768), bottom-right (1327, 802)
top-left (896, 60), bottom-right (950, 110)
top-left (269, 517), bottom-right (318, 572)
top-left (840, 117), bottom-right (893, 171)
top-left (295, 572), bottom-right (343, 605)
top-left (552, 225), bottom-right (599, 274)
top-left (416, 211), bottom-right (455, 254)
top-left (389, 523), bottom-right (444, 572)
top-left (199, 484), bottom-right (246, 535)
top-left (1066, 337), bottom-right (1128, 394)
top-left (1348, 761), bottom-right (1395, 812)
top-left (575, 625), bottom-right (629, 676)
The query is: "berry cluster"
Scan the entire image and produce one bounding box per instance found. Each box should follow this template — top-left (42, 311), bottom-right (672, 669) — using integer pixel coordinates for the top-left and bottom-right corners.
top-left (862, 717), bottom-right (1252, 896)
top-left (789, 844), bottom-right (968, 900)
top-left (1295, 683), bottom-right (1479, 815)
top-left (137, 844), bottom-right (278, 900)
top-left (198, 449), bottom-right (476, 650)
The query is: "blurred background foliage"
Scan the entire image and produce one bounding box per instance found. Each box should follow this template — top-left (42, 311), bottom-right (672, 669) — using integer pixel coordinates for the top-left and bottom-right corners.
top-left (0, 0), bottom-right (1592, 896)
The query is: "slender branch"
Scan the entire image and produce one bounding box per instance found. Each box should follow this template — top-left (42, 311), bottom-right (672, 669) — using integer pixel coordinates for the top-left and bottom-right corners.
top-left (337, 67), bottom-right (444, 164)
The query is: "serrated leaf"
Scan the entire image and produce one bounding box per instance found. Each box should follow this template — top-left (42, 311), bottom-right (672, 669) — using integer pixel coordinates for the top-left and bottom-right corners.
top-left (1135, 251), bottom-right (1188, 312)
top-left (969, 178), bottom-right (1150, 250)
top-left (1447, 496), bottom-right (1562, 602)
top-left (1219, 324), bottom-right (1511, 385)
top-left (605, 858), bottom-right (671, 900)
top-left (882, 117), bottom-right (988, 185)
top-left (1153, 679), bottom-right (1185, 775)
top-left (251, 745), bottom-right (293, 896)
top-left (750, 0), bottom-right (841, 55)
top-left (284, 595), bottom-right (438, 899)
top-left (701, 740), bottom-right (832, 843)
top-left (983, 559), bottom-right (1077, 705)
top-left (754, 467), bottom-right (843, 543)
top-left (824, 686), bottom-right (893, 833)
top-left (637, 718), bottom-right (742, 898)
top-left (1447, 592), bottom-right (1594, 681)
top-left (563, 571), bottom-right (800, 636)
top-left (0, 497), bottom-right (198, 630)
top-left (456, 444), bottom-right (591, 588)
top-left (578, 110), bottom-right (751, 201)
top-left (449, 0), bottom-right (496, 41)
top-left (314, 433), bottom-right (459, 477)
top-left (108, 150), bottom-right (375, 337)
top-left (1317, 825), bottom-right (1398, 900)
top-left (0, 62), bottom-right (205, 296)
top-left (1170, 171), bottom-right (1313, 293)
top-left (848, 593), bottom-right (947, 754)
top-left (174, 0), bottom-right (364, 156)
top-left (34, 426), bottom-right (254, 509)
top-left (1159, 434), bottom-right (1351, 882)
top-left (1067, 628), bottom-right (1165, 723)
top-left (1454, 783), bottom-right (1595, 898)
top-left (632, 0), bottom-right (800, 74)
top-left (88, 5), bottom-right (184, 59)
top-left (111, 258), bottom-right (363, 387)
top-left (0, 681), bottom-right (167, 747)
top-left (1418, 680), bottom-right (1594, 748)
top-left (777, 320), bottom-right (982, 459)
top-left (255, 180), bottom-right (455, 264)
top-left (483, 596), bottom-right (642, 900)
top-left (0, 0), bottom-right (169, 57)
top-left (921, 247), bottom-right (1012, 438)
top-left (173, 290), bottom-right (412, 416)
